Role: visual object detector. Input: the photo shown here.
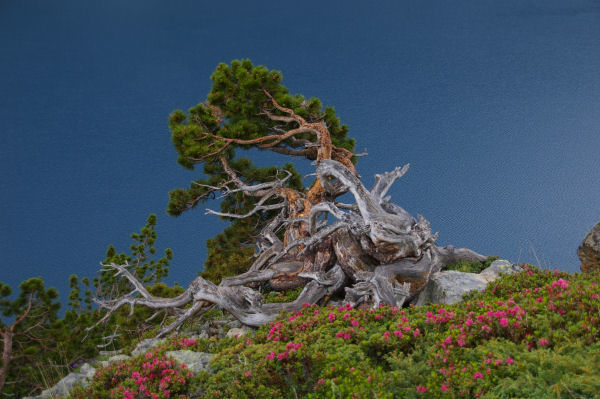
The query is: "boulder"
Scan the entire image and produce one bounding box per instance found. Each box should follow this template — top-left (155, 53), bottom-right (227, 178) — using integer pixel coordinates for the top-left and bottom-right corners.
top-left (226, 326), bottom-right (252, 338)
top-left (131, 337), bottom-right (165, 357)
top-left (100, 354), bottom-right (131, 368)
top-left (578, 221), bottom-right (600, 273)
top-left (226, 319), bottom-right (243, 329)
top-left (25, 363), bottom-right (96, 398)
top-left (479, 259), bottom-right (523, 280)
top-left (165, 350), bottom-right (214, 374)
top-left (415, 259), bottom-right (523, 306)
top-left (108, 354), bottom-right (130, 363)
top-left (98, 349), bottom-right (122, 357)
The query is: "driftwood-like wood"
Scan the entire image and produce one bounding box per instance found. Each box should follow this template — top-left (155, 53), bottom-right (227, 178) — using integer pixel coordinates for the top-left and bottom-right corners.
top-left (91, 159), bottom-right (486, 337)
top-left (90, 89), bottom-right (487, 337)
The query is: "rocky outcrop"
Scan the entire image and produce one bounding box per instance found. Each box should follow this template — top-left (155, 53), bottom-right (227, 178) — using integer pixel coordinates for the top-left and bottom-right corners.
top-left (23, 363), bottom-right (96, 399)
top-left (578, 221), bottom-right (600, 273)
top-left (130, 337), bottom-right (166, 357)
top-left (226, 326), bottom-right (252, 338)
top-left (415, 259), bottom-right (523, 305)
top-left (165, 350), bottom-right (214, 374)
top-left (99, 354), bottom-right (130, 368)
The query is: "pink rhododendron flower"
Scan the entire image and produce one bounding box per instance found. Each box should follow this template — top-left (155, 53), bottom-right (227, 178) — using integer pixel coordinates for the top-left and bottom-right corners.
top-left (506, 356), bottom-right (514, 365)
top-left (473, 371), bottom-right (484, 380)
top-left (286, 342), bottom-right (302, 352)
top-left (328, 313), bottom-right (336, 322)
top-left (539, 338), bottom-right (549, 346)
top-left (551, 279), bottom-right (569, 289)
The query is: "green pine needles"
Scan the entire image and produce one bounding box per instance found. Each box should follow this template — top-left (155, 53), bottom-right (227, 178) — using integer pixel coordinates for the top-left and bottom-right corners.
top-left (166, 59), bottom-right (355, 283)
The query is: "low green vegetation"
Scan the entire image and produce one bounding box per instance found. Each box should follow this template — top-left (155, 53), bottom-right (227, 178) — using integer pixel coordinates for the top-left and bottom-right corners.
top-left (67, 266), bottom-right (600, 398)
top-left (0, 215), bottom-right (183, 398)
top-left (445, 256), bottom-right (500, 274)
top-left (263, 286), bottom-right (304, 304)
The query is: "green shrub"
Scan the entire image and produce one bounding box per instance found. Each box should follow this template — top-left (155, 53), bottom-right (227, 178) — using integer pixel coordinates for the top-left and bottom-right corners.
top-left (445, 256), bottom-right (499, 274)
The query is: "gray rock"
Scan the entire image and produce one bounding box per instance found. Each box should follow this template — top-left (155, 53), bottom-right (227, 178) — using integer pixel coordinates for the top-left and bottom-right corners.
top-left (416, 259), bottom-right (522, 306)
top-left (480, 259), bottom-right (523, 280)
top-left (578, 221), bottom-right (600, 273)
top-left (165, 350), bottom-right (214, 374)
top-left (98, 349), bottom-right (122, 357)
top-left (180, 330), bottom-right (209, 340)
top-left (226, 326), bottom-right (251, 338)
top-left (78, 363), bottom-right (96, 379)
top-left (415, 271), bottom-right (488, 306)
top-left (108, 354), bottom-right (130, 363)
top-left (179, 331), bottom-right (209, 341)
top-left (100, 354), bottom-right (131, 367)
top-left (131, 337), bottom-right (165, 357)
top-left (208, 326), bottom-right (225, 339)
top-left (26, 363), bottom-right (97, 398)
top-left (226, 319), bottom-right (242, 329)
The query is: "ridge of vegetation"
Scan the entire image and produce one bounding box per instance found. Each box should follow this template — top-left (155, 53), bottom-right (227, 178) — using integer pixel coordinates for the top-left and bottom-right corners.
top-left (65, 266), bottom-right (600, 398)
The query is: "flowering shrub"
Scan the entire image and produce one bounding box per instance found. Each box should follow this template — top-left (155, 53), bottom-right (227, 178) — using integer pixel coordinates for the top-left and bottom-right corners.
top-left (68, 336), bottom-right (218, 399)
top-left (69, 350), bottom-right (194, 398)
top-left (72, 266), bottom-right (600, 398)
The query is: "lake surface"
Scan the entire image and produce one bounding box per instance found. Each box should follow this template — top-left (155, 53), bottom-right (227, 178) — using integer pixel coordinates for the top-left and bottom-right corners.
top-left (1, 0), bottom-right (599, 301)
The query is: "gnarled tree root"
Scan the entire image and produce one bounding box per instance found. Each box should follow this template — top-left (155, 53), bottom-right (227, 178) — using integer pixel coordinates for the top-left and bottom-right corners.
top-left (90, 160), bottom-right (487, 338)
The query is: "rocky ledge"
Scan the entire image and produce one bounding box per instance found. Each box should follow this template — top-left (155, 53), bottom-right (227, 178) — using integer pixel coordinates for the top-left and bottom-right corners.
top-left (578, 221), bottom-right (600, 273)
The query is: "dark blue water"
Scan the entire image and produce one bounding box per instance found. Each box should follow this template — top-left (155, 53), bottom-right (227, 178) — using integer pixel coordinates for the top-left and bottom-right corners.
top-left (1, 0), bottom-right (599, 302)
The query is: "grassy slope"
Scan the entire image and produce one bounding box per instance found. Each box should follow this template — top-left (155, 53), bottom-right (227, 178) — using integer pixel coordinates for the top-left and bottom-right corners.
top-left (69, 266), bottom-right (600, 398)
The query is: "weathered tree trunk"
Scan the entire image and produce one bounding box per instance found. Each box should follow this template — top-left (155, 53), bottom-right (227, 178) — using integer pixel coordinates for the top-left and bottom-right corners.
top-left (0, 329), bottom-right (12, 392)
top-left (91, 159), bottom-right (487, 338)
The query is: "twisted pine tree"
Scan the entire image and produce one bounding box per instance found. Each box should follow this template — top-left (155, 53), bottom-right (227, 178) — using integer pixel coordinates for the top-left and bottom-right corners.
top-left (91, 60), bottom-right (487, 337)
top-left (166, 59), bottom-right (354, 284)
